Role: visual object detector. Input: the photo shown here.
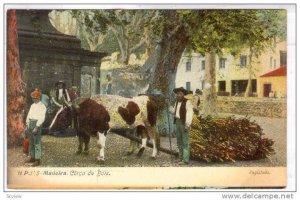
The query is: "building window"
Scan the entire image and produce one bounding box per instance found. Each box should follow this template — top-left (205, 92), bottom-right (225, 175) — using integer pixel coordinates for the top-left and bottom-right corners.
top-left (186, 82), bottom-right (191, 92)
top-left (240, 55), bottom-right (247, 68)
top-left (280, 51), bottom-right (287, 66)
top-left (201, 60), bottom-right (205, 70)
top-left (201, 81), bottom-right (205, 90)
top-left (231, 79), bottom-right (257, 96)
top-left (186, 58), bottom-right (191, 71)
top-left (218, 81), bottom-right (226, 92)
top-left (219, 58), bottom-right (226, 69)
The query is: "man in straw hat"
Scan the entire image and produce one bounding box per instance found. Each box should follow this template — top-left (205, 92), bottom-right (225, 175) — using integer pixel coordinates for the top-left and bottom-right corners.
top-left (168, 87), bottom-right (193, 165)
top-left (25, 89), bottom-right (47, 166)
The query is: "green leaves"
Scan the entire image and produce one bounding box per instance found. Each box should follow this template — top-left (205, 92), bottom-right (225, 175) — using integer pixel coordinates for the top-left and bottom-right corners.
top-left (179, 9), bottom-right (286, 56)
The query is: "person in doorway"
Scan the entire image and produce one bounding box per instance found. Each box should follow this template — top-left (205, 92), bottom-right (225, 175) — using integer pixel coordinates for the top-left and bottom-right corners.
top-left (269, 90), bottom-right (274, 98)
top-left (106, 74), bottom-right (112, 94)
top-left (169, 87), bottom-right (193, 165)
top-left (25, 89), bottom-right (47, 166)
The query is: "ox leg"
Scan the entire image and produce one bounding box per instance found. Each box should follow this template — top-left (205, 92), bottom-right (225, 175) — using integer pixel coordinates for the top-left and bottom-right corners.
top-left (76, 136), bottom-right (84, 155)
top-left (83, 135), bottom-right (90, 155)
top-left (151, 139), bottom-right (158, 158)
top-left (137, 138), bottom-right (147, 157)
top-left (97, 131), bottom-right (106, 163)
top-left (126, 128), bottom-right (137, 155)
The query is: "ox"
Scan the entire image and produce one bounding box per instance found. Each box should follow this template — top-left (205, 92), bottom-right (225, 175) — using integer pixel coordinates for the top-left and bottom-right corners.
top-left (50, 95), bottom-right (160, 162)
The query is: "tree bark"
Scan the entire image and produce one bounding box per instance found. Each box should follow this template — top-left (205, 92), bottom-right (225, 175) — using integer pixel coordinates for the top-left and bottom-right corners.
top-left (244, 46), bottom-right (254, 97)
top-left (203, 52), bottom-right (217, 116)
top-left (7, 10), bottom-right (26, 145)
top-left (147, 11), bottom-right (189, 136)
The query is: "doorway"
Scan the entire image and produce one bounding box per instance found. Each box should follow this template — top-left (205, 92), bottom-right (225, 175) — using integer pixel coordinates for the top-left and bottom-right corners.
top-left (263, 84), bottom-right (272, 97)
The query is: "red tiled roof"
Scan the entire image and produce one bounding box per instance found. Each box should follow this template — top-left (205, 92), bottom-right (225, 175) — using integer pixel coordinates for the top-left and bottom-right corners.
top-left (260, 66), bottom-right (287, 77)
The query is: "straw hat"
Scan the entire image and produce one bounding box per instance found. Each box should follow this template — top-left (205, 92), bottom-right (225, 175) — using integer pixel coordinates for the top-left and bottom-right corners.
top-left (55, 80), bottom-right (66, 87)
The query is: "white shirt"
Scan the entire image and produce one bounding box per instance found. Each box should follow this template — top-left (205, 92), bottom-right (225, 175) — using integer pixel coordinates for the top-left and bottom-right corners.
top-left (58, 89), bottom-right (71, 102)
top-left (169, 100), bottom-right (194, 127)
top-left (58, 89), bottom-right (63, 100)
top-left (26, 101), bottom-right (47, 127)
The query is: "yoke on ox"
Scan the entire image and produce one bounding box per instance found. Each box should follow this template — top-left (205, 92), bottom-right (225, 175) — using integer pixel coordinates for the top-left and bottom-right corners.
top-left (50, 95), bottom-right (159, 163)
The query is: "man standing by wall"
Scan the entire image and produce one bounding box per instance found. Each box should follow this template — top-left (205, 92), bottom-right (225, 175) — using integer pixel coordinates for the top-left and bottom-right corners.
top-left (169, 87), bottom-right (193, 165)
top-left (25, 89), bottom-right (47, 166)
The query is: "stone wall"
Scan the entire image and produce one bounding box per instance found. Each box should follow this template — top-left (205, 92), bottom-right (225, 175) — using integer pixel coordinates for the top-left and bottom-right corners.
top-left (200, 96), bottom-right (287, 118)
top-left (16, 10), bottom-right (106, 99)
top-left (101, 67), bottom-right (150, 97)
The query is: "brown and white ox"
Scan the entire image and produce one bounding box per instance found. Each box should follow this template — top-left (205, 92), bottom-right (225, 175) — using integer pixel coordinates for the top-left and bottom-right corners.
top-left (49, 95), bottom-right (159, 163)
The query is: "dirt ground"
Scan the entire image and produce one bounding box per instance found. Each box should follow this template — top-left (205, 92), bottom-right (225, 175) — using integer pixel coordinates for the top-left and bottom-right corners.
top-left (7, 114), bottom-right (286, 168)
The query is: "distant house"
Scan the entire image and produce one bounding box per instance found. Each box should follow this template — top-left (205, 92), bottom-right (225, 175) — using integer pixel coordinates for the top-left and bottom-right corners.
top-left (258, 66), bottom-right (287, 98)
top-left (175, 40), bottom-right (287, 97)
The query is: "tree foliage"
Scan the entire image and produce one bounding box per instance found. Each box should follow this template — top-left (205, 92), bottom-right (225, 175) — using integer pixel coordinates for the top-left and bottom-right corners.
top-left (71, 10), bottom-right (160, 64)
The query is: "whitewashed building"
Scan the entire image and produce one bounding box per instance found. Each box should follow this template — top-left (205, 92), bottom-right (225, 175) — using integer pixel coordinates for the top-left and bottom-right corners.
top-left (175, 40), bottom-right (287, 97)
top-left (175, 52), bottom-right (205, 93)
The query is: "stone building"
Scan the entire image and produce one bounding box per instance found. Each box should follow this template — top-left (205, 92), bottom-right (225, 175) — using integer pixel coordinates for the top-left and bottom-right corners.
top-left (16, 10), bottom-right (107, 98)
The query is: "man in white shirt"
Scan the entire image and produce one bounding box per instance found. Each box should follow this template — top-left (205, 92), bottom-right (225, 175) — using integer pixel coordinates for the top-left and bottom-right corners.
top-left (25, 89), bottom-right (47, 166)
top-left (169, 87), bottom-right (193, 165)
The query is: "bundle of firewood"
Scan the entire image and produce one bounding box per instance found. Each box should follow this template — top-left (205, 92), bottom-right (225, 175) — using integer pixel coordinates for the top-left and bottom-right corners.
top-left (190, 115), bottom-right (275, 162)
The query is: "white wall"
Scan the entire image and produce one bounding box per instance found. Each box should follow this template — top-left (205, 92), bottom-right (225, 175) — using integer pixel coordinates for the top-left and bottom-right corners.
top-left (175, 52), bottom-right (205, 93)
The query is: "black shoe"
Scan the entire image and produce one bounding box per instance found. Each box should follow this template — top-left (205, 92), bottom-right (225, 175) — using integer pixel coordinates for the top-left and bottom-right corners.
top-left (83, 150), bottom-right (89, 155)
top-left (31, 160), bottom-right (40, 167)
top-left (178, 161), bottom-right (189, 165)
top-left (25, 157), bottom-right (35, 163)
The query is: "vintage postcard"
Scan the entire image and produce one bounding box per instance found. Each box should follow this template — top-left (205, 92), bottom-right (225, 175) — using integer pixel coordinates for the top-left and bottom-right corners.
top-left (3, 3), bottom-right (296, 191)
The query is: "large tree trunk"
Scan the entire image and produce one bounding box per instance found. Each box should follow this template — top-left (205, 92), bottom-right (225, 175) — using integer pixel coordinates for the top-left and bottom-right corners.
top-left (203, 52), bottom-right (217, 116)
top-left (244, 46), bottom-right (254, 97)
top-left (7, 10), bottom-right (26, 145)
top-left (148, 11), bottom-right (189, 136)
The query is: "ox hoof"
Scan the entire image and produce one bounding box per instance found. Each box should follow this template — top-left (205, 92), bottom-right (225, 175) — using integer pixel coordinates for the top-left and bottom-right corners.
top-left (136, 147), bottom-right (145, 157)
top-left (150, 156), bottom-right (157, 160)
top-left (96, 156), bottom-right (105, 164)
top-left (75, 150), bottom-right (82, 155)
top-left (83, 151), bottom-right (89, 155)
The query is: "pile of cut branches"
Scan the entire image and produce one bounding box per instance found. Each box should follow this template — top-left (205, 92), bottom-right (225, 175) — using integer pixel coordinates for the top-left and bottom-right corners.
top-left (190, 115), bottom-right (275, 162)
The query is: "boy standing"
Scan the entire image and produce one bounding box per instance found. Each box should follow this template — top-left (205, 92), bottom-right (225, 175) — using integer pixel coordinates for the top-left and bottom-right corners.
top-left (25, 89), bottom-right (47, 166)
